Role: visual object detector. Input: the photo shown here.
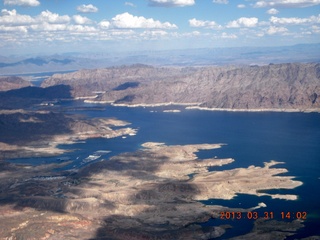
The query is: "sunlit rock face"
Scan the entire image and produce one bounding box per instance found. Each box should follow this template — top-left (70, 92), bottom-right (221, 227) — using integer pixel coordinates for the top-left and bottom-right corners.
top-left (0, 76), bottom-right (32, 92)
top-left (42, 63), bottom-right (320, 112)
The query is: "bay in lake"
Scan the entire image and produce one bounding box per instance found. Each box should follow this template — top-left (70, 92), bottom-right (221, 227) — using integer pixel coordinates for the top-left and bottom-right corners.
top-left (9, 102), bottom-right (320, 239)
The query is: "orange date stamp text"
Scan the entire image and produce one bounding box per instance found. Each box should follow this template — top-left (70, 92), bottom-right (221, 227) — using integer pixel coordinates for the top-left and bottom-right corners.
top-left (219, 211), bottom-right (307, 220)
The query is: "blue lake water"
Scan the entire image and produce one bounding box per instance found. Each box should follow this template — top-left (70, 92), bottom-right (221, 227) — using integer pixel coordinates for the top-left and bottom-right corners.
top-left (9, 102), bottom-right (320, 238)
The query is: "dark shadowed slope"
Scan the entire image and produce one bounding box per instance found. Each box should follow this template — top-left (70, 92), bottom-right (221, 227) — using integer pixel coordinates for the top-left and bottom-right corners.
top-left (0, 84), bottom-right (72, 109)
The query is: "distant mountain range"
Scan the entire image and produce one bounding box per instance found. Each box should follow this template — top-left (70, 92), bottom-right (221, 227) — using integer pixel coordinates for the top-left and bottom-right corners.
top-left (42, 63), bottom-right (320, 112)
top-left (1, 44), bottom-right (319, 112)
top-left (0, 58), bottom-right (74, 68)
top-left (0, 43), bottom-right (319, 74)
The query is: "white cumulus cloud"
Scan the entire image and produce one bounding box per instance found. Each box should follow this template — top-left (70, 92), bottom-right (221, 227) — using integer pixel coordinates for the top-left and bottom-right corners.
top-left (0, 9), bottom-right (74, 33)
top-left (99, 20), bottom-right (111, 29)
top-left (148, 0), bottom-right (195, 7)
top-left (4, 0), bottom-right (40, 7)
top-left (67, 25), bottom-right (97, 33)
top-left (111, 12), bottom-right (177, 29)
top-left (189, 18), bottom-right (222, 29)
top-left (227, 17), bottom-right (259, 28)
top-left (125, 2), bottom-right (136, 7)
top-left (270, 15), bottom-right (320, 25)
top-left (0, 9), bottom-right (35, 26)
top-left (221, 32), bottom-right (237, 38)
top-left (140, 30), bottom-right (169, 39)
top-left (0, 25), bottom-right (28, 32)
top-left (77, 4), bottom-right (98, 13)
top-left (37, 10), bottom-right (70, 24)
top-left (0, 9), bottom-right (183, 46)
top-left (267, 26), bottom-right (288, 34)
top-left (311, 25), bottom-right (320, 33)
top-left (213, 0), bottom-right (229, 4)
top-left (73, 15), bottom-right (93, 25)
top-left (267, 8), bottom-right (279, 14)
top-left (237, 4), bottom-right (246, 8)
top-left (253, 0), bottom-right (320, 8)
top-left (31, 22), bottom-right (67, 32)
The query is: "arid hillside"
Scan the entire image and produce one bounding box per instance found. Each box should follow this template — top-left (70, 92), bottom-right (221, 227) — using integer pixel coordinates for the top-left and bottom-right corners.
top-left (0, 76), bottom-right (32, 92)
top-left (42, 63), bottom-right (320, 111)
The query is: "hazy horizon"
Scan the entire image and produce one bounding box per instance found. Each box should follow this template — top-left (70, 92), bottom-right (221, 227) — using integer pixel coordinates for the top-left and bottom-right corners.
top-left (1, 0), bottom-right (320, 55)
top-left (0, 42), bottom-right (319, 58)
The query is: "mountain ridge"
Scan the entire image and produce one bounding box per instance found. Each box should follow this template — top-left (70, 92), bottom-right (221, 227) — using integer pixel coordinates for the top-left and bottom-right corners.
top-left (1, 44), bottom-right (319, 74)
top-left (42, 62), bottom-right (320, 112)
top-left (0, 76), bottom-right (32, 92)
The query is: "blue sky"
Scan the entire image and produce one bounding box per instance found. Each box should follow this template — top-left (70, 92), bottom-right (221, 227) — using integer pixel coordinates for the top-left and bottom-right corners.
top-left (0, 0), bottom-right (319, 55)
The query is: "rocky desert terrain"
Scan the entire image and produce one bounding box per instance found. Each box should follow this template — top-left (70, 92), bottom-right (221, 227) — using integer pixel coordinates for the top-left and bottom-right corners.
top-left (0, 63), bottom-right (318, 239)
top-left (42, 63), bottom-right (320, 112)
top-left (0, 142), bottom-right (304, 240)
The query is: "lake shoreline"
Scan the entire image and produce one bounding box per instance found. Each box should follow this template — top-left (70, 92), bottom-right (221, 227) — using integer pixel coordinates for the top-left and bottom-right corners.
top-left (83, 99), bottom-right (320, 113)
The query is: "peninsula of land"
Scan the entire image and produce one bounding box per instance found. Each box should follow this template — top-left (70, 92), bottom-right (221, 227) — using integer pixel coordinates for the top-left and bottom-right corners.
top-left (0, 79), bottom-right (136, 160)
top-left (0, 109), bottom-right (136, 160)
top-left (0, 142), bottom-right (303, 239)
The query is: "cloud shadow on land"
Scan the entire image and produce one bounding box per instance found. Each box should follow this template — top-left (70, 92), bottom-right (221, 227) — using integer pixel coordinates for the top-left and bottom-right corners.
top-left (0, 149), bottom-right (167, 223)
top-left (0, 84), bottom-right (73, 109)
top-left (86, 147), bottom-right (224, 240)
top-left (0, 131), bottom-right (229, 239)
top-left (0, 84), bottom-right (74, 146)
top-left (0, 111), bottom-right (73, 145)
top-left (0, 83), bottom-right (227, 239)
top-left (92, 182), bottom-right (213, 240)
